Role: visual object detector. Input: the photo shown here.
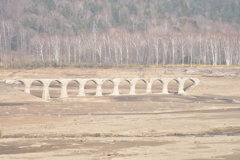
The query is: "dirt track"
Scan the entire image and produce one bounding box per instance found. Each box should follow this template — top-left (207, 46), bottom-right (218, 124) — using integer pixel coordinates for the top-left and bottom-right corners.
top-left (0, 67), bottom-right (240, 160)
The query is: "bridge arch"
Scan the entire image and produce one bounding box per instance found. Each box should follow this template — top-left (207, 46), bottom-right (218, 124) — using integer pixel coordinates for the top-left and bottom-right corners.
top-left (168, 79), bottom-right (180, 94)
top-left (189, 78), bottom-right (199, 85)
top-left (102, 79), bottom-right (114, 96)
top-left (12, 79), bottom-right (26, 93)
top-left (48, 79), bottom-right (62, 98)
top-left (151, 79), bottom-right (164, 94)
top-left (67, 80), bottom-right (80, 97)
top-left (118, 79), bottom-right (131, 95)
top-left (84, 79), bottom-right (98, 96)
top-left (135, 79), bottom-right (148, 94)
top-left (29, 80), bottom-right (44, 98)
top-left (183, 78), bottom-right (199, 92)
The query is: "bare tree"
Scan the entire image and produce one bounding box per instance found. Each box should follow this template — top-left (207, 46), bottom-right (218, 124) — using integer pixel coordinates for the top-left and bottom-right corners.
top-left (64, 36), bottom-right (71, 63)
top-left (116, 34), bottom-right (124, 65)
top-left (0, 33), bottom-right (2, 66)
top-left (76, 35), bottom-right (83, 63)
top-left (223, 36), bottom-right (232, 65)
top-left (179, 35), bottom-right (187, 65)
top-left (33, 36), bottom-right (45, 63)
top-left (152, 34), bottom-right (160, 65)
top-left (131, 33), bottom-right (141, 64)
top-left (96, 34), bottom-right (103, 64)
top-left (130, 15), bottom-right (140, 32)
top-left (188, 35), bottom-right (194, 67)
top-left (123, 32), bottom-right (131, 64)
top-left (51, 35), bottom-right (61, 63)
top-left (170, 36), bottom-right (178, 66)
top-left (161, 36), bottom-right (169, 66)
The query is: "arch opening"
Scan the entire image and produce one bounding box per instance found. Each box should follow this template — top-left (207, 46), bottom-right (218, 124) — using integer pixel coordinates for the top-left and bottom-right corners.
top-left (102, 80), bottom-right (114, 96)
top-left (135, 79), bottom-right (147, 95)
top-left (168, 79), bottom-right (179, 94)
top-left (67, 80), bottom-right (79, 97)
top-left (184, 79), bottom-right (195, 92)
top-left (30, 80), bottom-right (43, 98)
top-left (151, 79), bottom-right (163, 94)
top-left (49, 80), bottom-right (61, 98)
top-left (12, 80), bottom-right (25, 92)
top-left (118, 80), bottom-right (131, 95)
top-left (84, 80), bottom-right (97, 96)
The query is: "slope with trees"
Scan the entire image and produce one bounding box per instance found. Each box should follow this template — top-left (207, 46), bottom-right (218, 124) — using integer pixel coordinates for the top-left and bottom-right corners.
top-left (0, 0), bottom-right (240, 68)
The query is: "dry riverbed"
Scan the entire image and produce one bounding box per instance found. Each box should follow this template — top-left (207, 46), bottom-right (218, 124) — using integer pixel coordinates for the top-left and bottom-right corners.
top-left (0, 67), bottom-right (240, 159)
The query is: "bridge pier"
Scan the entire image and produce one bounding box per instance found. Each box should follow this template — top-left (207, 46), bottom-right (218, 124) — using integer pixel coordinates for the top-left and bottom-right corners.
top-left (94, 79), bottom-right (108, 97)
top-left (18, 79), bottom-right (34, 94)
top-left (111, 78), bottom-right (123, 96)
top-left (146, 82), bottom-right (152, 94)
top-left (78, 83), bottom-right (86, 96)
top-left (176, 78), bottom-right (188, 94)
top-left (60, 80), bottom-right (71, 98)
top-left (24, 83), bottom-right (31, 94)
top-left (129, 79), bottom-right (140, 95)
top-left (42, 80), bottom-right (51, 100)
top-left (95, 84), bottom-right (103, 96)
top-left (129, 84), bottom-right (136, 95)
top-left (161, 78), bottom-right (172, 94)
top-left (75, 79), bottom-right (87, 96)
top-left (112, 85), bottom-right (120, 95)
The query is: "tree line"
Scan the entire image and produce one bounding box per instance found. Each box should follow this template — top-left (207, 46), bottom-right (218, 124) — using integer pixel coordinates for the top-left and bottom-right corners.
top-left (1, 21), bottom-right (239, 67)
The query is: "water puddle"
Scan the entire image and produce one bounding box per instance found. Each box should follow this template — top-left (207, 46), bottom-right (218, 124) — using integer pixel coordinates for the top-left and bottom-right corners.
top-left (53, 108), bottom-right (240, 117)
top-left (174, 131), bottom-right (240, 137)
top-left (0, 103), bottom-right (26, 106)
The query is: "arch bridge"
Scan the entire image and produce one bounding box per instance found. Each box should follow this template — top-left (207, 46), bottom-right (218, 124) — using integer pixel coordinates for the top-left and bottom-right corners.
top-left (6, 78), bottom-right (200, 100)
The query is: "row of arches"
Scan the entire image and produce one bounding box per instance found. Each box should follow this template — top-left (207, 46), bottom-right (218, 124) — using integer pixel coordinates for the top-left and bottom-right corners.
top-left (9, 78), bottom-right (199, 99)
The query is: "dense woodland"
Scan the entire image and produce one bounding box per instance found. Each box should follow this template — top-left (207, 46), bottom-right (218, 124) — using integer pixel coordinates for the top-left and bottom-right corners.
top-left (0, 0), bottom-right (240, 68)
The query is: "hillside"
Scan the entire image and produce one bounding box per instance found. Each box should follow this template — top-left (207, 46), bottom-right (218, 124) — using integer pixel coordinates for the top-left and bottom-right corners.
top-left (2, 0), bottom-right (240, 34)
top-left (0, 0), bottom-right (240, 68)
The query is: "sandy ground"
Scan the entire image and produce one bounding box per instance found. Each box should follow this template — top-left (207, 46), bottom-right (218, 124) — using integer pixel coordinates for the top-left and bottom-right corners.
top-left (0, 67), bottom-right (240, 160)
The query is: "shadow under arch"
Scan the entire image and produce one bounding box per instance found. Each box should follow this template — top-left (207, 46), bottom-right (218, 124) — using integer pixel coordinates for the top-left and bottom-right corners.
top-left (49, 80), bottom-right (62, 98)
top-left (184, 78), bottom-right (195, 92)
top-left (151, 79), bottom-right (163, 94)
top-left (30, 80), bottom-right (44, 98)
top-left (118, 79), bottom-right (131, 95)
top-left (84, 79), bottom-right (97, 96)
top-left (168, 79), bottom-right (179, 94)
top-left (102, 79), bottom-right (114, 96)
top-left (135, 79), bottom-right (148, 94)
top-left (67, 80), bottom-right (80, 97)
top-left (12, 80), bottom-right (25, 92)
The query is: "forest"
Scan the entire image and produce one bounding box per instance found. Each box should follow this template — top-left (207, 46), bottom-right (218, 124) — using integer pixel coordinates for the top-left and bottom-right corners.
top-left (0, 0), bottom-right (240, 68)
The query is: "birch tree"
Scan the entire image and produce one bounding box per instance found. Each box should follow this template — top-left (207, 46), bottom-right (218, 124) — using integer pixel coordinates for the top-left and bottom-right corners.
top-left (131, 33), bottom-right (141, 64)
top-left (51, 35), bottom-right (61, 63)
top-left (188, 35), bottom-right (194, 67)
top-left (64, 37), bottom-right (71, 63)
top-left (170, 36), bottom-right (178, 66)
top-left (152, 34), bottom-right (160, 65)
top-left (33, 36), bottom-right (45, 63)
top-left (123, 32), bottom-right (131, 64)
top-left (179, 35), bottom-right (187, 65)
top-left (161, 37), bottom-right (169, 66)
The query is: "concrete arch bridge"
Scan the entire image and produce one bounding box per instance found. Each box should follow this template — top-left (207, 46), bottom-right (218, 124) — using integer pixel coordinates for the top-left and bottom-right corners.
top-left (6, 78), bottom-right (199, 100)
